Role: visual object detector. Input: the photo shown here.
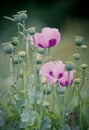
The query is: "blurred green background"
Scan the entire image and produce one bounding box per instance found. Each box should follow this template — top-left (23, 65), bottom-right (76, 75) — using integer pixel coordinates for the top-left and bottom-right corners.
top-left (0, 0), bottom-right (89, 93)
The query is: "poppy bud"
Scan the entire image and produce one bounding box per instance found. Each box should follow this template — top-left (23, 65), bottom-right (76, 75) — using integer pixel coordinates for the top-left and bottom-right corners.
top-left (74, 78), bottom-right (81, 85)
top-left (73, 53), bottom-right (80, 60)
top-left (80, 64), bottom-right (88, 69)
top-left (13, 14), bottom-right (21, 23)
top-left (65, 62), bottom-right (73, 71)
top-left (37, 48), bottom-right (44, 54)
top-left (18, 51), bottom-right (26, 58)
top-left (74, 36), bottom-right (84, 46)
top-left (17, 10), bottom-right (28, 21)
top-left (43, 87), bottom-right (51, 95)
top-left (3, 43), bottom-right (14, 54)
top-left (11, 37), bottom-right (19, 46)
top-left (81, 45), bottom-right (87, 50)
top-left (27, 27), bottom-right (36, 35)
top-left (56, 87), bottom-right (66, 95)
top-left (12, 55), bottom-right (22, 64)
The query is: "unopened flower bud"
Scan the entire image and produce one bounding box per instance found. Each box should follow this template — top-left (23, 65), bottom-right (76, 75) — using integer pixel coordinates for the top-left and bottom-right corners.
top-left (17, 10), bottom-right (28, 21)
top-left (18, 51), bottom-right (26, 58)
top-left (80, 64), bottom-right (88, 69)
top-left (27, 27), bottom-right (36, 35)
top-left (73, 53), bottom-right (80, 60)
top-left (65, 62), bottom-right (73, 71)
top-left (11, 37), bottom-right (19, 46)
top-left (74, 78), bottom-right (81, 84)
top-left (12, 55), bottom-right (22, 64)
top-left (43, 87), bottom-right (51, 95)
top-left (13, 14), bottom-right (21, 23)
top-left (3, 43), bottom-right (14, 54)
top-left (74, 36), bottom-right (84, 46)
top-left (81, 45), bottom-right (87, 50)
top-left (56, 87), bottom-right (66, 95)
top-left (37, 48), bottom-right (44, 54)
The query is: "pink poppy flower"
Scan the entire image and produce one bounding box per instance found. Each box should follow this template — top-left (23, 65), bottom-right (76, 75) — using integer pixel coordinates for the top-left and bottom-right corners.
top-left (30, 27), bottom-right (61, 48)
top-left (58, 70), bottom-right (74, 87)
top-left (53, 61), bottom-right (65, 79)
top-left (39, 61), bottom-right (65, 84)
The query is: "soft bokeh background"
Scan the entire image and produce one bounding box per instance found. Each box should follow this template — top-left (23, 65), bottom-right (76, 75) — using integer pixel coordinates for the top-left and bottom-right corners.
top-left (0, 0), bottom-right (89, 93)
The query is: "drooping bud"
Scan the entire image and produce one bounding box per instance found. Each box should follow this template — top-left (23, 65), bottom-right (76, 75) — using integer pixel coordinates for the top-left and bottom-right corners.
top-left (3, 43), bottom-right (14, 54)
top-left (17, 10), bottom-right (28, 21)
top-left (74, 36), bottom-right (84, 46)
top-left (73, 53), bottom-right (80, 60)
top-left (80, 64), bottom-right (88, 69)
top-left (13, 14), bottom-right (21, 23)
top-left (11, 37), bottom-right (19, 46)
top-left (27, 27), bottom-right (36, 35)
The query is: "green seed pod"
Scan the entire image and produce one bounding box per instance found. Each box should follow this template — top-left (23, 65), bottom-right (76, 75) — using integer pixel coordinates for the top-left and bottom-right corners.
top-left (74, 36), bottom-right (84, 46)
top-left (80, 64), bottom-right (88, 69)
top-left (11, 37), bottom-right (19, 46)
top-left (17, 10), bottom-right (28, 21)
top-left (27, 27), bottom-right (36, 35)
top-left (12, 55), bottom-right (22, 64)
top-left (74, 78), bottom-right (81, 85)
top-left (56, 87), bottom-right (66, 95)
top-left (81, 45), bottom-right (87, 50)
top-left (3, 43), bottom-right (14, 54)
top-left (65, 62), bottom-right (73, 71)
top-left (13, 14), bottom-right (21, 23)
top-left (36, 60), bottom-right (42, 64)
top-left (18, 51), bottom-right (26, 58)
top-left (73, 53), bottom-right (80, 60)
top-left (43, 87), bottom-right (51, 95)
top-left (37, 48), bottom-right (44, 54)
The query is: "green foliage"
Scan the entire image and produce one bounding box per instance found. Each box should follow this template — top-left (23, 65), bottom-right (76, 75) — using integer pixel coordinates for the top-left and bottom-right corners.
top-left (40, 116), bottom-right (51, 130)
top-left (1, 10), bottom-right (89, 130)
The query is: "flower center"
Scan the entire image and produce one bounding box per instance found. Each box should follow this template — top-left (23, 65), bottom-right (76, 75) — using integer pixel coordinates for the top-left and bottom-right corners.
top-left (58, 73), bottom-right (63, 78)
top-left (49, 39), bottom-right (56, 47)
top-left (38, 44), bottom-right (44, 48)
top-left (49, 71), bottom-right (54, 76)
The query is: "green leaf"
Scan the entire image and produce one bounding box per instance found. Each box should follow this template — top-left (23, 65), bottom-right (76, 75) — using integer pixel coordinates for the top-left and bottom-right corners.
top-left (20, 109), bottom-right (36, 128)
top-left (40, 116), bottom-right (51, 130)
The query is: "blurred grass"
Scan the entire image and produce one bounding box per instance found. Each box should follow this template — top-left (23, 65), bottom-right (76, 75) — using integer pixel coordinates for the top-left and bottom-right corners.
top-left (0, 18), bottom-right (89, 93)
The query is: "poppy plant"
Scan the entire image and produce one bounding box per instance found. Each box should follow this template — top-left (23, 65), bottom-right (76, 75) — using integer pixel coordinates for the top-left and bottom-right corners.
top-left (30, 27), bottom-right (61, 48)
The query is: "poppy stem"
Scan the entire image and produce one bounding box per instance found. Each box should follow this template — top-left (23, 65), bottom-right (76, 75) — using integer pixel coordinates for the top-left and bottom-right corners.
top-left (52, 85), bottom-right (55, 113)
top-left (48, 48), bottom-right (51, 60)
